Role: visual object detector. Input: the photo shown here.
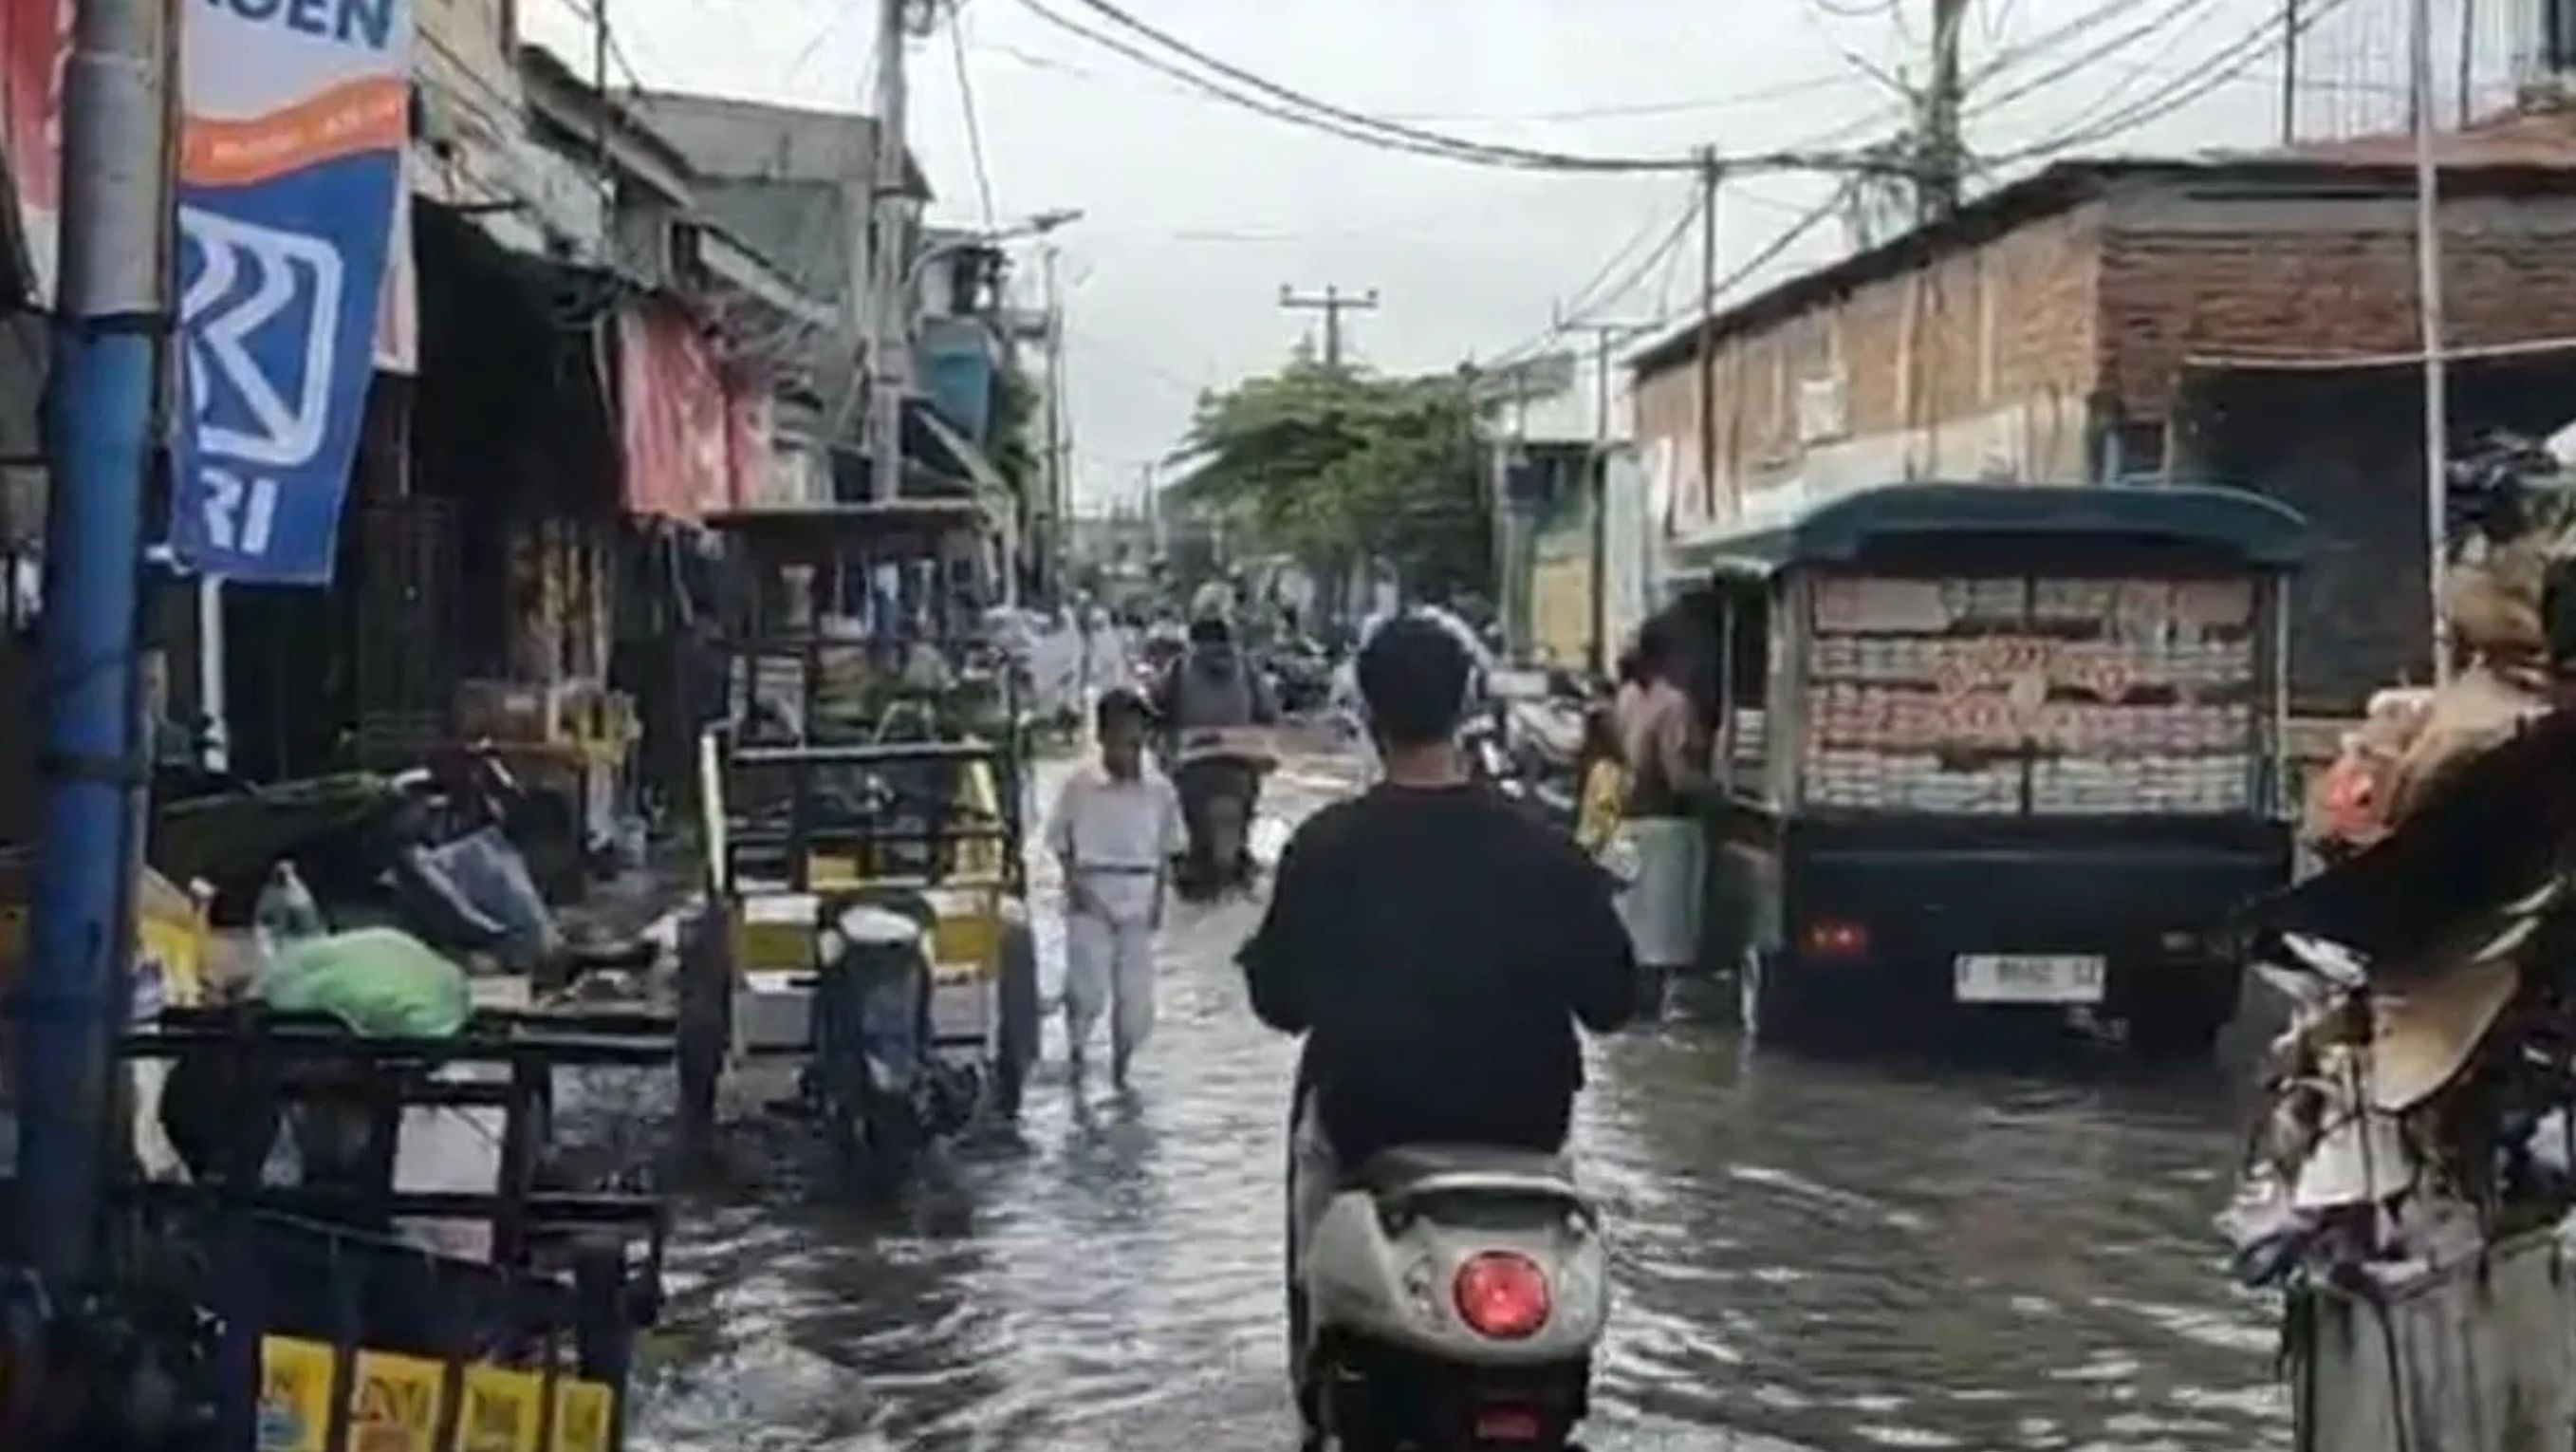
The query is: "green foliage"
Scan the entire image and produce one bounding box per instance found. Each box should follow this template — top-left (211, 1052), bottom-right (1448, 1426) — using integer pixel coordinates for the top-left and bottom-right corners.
top-left (1170, 359), bottom-right (1489, 597)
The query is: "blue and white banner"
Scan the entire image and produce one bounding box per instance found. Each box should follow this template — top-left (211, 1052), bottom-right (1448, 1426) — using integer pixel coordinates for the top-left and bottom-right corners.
top-left (169, 0), bottom-right (413, 586)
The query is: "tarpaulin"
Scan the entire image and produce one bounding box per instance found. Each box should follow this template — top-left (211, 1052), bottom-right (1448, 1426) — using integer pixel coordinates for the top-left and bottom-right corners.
top-left (0, 0), bottom-right (417, 338)
top-left (169, 0), bottom-right (415, 586)
top-left (0, 0), bottom-right (63, 299)
top-left (618, 302), bottom-right (731, 521)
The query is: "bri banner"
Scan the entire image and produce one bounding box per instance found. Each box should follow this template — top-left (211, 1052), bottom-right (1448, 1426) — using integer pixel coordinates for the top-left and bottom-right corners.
top-left (170, 0), bottom-right (413, 586)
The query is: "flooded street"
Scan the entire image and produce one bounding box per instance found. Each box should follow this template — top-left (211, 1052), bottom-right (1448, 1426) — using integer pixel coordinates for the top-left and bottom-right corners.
top-left (630, 754), bottom-right (2287, 1452)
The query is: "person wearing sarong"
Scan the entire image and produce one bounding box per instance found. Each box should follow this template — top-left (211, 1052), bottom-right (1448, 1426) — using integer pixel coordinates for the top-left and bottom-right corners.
top-left (1610, 615), bottom-right (1709, 985)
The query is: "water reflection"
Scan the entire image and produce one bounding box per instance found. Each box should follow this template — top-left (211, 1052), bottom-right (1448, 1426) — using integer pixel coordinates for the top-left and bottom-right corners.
top-left (631, 763), bottom-right (2288, 1452)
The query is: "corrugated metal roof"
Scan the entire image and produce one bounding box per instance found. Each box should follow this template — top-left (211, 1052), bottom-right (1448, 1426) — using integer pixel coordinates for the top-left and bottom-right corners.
top-left (2284, 105), bottom-right (2576, 169)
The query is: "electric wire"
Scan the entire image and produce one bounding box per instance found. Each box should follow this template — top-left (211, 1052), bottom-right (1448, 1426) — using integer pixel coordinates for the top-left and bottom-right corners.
top-left (946, 0), bottom-right (1000, 227)
top-left (1800, 0), bottom-right (1917, 100)
top-left (1482, 191), bottom-right (1701, 368)
top-left (1382, 72), bottom-right (1872, 124)
top-left (1047, 0), bottom-right (1707, 172)
top-left (1013, 0), bottom-right (1909, 179)
top-left (1965, 0), bottom-right (2142, 86)
top-left (1491, 182), bottom-right (1851, 374)
top-left (555, 0), bottom-right (653, 97)
top-left (1992, 0), bottom-right (2363, 166)
top-left (1963, 0), bottom-right (2224, 121)
top-left (2035, 0), bottom-right (2234, 143)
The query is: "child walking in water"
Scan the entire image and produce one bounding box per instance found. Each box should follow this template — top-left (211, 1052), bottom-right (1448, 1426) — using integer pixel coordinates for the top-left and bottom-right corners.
top-left (1047, 687), bottom-right (1184, 1089)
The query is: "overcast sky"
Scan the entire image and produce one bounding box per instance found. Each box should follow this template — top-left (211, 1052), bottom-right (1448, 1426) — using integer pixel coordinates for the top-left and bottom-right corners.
top-left (526, 0), bottom-right (2536, 512)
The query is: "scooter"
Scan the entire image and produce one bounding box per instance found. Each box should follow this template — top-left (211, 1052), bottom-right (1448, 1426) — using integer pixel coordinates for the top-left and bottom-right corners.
top-left (805, 891), bottom-right (980, 1187)
top-left (1299, 1145), bottom-right (1610, 1451)
top-left (1170, 726), bottom-right (1273, 900)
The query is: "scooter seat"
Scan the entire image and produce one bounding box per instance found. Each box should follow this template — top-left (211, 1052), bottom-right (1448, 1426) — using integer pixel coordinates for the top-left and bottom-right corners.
top-left (1349, 1144), bottom-right (1579, 1201)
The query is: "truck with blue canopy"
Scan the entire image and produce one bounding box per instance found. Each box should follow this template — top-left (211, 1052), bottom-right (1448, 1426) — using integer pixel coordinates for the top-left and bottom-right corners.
top-left (1678, 481), bottom-right (2307, 1054)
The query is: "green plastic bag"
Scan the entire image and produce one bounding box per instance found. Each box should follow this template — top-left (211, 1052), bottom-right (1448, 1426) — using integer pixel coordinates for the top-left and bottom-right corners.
top-left (259, 927), bottom-right (471, 1039)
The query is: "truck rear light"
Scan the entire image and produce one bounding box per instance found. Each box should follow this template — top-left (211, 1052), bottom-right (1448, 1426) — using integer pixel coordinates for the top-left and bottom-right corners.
top-left (1473, 1404), bottom-right (1544, 1442)
top-left (1453, 1251), bottom-right (1550, 1340)
top-left (1803, 920), bottom-right (1869, 959)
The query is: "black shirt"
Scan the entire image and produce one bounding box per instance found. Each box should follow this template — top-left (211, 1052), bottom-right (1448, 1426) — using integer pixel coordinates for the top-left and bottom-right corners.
top-left (1237, 782), bottom-right (1640, 1165)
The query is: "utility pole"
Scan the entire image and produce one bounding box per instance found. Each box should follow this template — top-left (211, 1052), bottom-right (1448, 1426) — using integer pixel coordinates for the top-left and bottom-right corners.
top-left (2457, 0), bottom-right (2477, 128)
top-left (1142, 462), bottom-right (1164, 562)
top-left (1278, 284), bottom-right (1380, 371)
top-left (2281, 0), bottom-right (2300, 144)
top-left (1557, 309), bottom-right (1654, 679)
top-left (1920, 0), bottom-right (1971, 220)
top-left (2412, 0), bottom-right (2451, 683)
top-left (867, 0), bottom-right (919, 503)
top-left (24, 0), bottom-right (169, 1292)
top-left (1696, 149), bottom-right (1722, 531)
top-left (1042, 244), bottom-right (1066, 602)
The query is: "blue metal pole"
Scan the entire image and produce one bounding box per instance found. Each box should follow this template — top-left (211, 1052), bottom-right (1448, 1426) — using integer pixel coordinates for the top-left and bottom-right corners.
top-left (18, 0), bottom-right (169, 1286)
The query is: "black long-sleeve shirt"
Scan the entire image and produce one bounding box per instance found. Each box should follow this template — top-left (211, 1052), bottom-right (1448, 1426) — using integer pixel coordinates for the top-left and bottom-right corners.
top-left (1238, 782), bottom-right (1640, 1165)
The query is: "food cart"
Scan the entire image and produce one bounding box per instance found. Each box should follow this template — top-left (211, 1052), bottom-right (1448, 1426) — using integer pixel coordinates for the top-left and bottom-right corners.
top-left (678, 501), bottom-right (1036, 1172)
top-left (1683, 482), bottom-right (2307, 1054)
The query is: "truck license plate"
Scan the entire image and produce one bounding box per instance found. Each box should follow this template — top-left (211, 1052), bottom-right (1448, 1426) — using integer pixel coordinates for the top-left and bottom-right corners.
top-left (1954, 954), bottom-right (2106, 1004)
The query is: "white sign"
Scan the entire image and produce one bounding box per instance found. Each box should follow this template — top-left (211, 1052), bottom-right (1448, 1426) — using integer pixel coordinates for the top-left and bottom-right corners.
top-left (1955, 954), bottom-right (2106, 1005)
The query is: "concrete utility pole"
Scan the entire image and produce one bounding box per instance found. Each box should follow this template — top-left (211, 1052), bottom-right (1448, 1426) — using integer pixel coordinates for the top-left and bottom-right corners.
top-left (1696, 149), bottom-right (1722, 530)
top-left (1920, 0), bottom-right (1971, 220)
top-left (2457, 0), bottom-right (2476, 128)
top-left (867, 0), bottom-right (920, 503)
top-left (2412, 0), bottom-right (2451, 682)
top-left (1278, 284), bottom-right (1380, 371)
top-left (24, 0), bottom-right (169, 1292)
top-left (1042, 245), bottom-right (1066, 599)
top-left (2281, 0), bottom-right (2300, 144)
top-left (1556, 309), bottom-right (1655, 679)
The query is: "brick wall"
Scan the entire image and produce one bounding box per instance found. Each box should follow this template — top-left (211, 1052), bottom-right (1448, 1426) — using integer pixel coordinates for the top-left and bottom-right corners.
top-left (2099, 186), bottom-right (2576, 427)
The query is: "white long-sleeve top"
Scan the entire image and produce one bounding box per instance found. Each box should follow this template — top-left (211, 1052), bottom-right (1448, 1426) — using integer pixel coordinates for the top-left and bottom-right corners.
top-left (1047, 761), bottom-right (1184, 923)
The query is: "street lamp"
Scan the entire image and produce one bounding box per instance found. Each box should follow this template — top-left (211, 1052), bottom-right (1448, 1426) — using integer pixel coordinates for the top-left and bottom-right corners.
top-left (873, 208), bottom-right (1085, 506)
top-left (902, 208), bottom-right (1086, 290)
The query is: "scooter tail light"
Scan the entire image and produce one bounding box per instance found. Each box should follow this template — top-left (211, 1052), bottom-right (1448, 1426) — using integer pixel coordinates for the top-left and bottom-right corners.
top-left (1453, 1251), bottom-right (1551, 1340)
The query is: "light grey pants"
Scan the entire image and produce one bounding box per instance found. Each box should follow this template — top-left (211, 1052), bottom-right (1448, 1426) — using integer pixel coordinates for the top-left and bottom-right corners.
top-left (1063, 910), bottom-right (1158, 1067)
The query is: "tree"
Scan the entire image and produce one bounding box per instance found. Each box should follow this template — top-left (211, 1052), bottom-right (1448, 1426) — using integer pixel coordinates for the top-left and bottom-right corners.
top-left (1169, 358), bottom-right (1489, 603)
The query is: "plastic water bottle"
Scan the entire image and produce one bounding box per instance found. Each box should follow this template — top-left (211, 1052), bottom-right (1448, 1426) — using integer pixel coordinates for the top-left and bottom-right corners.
top-left (252, 861), bottom-right (324, 963)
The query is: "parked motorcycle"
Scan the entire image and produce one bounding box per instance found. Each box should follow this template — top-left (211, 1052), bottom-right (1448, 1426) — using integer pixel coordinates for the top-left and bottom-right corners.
top-left (182, 742), bottom-right (568, 976)
top-left (1298, 1145), bottom-right (1610, 1452)
top-left (805, 891), bottom-right (979, 1187)
top-left (1467, 670), bottom-right (1589, 830)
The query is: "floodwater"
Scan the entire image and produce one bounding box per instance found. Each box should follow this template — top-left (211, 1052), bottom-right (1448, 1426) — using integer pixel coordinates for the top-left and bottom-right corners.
top-left (626, 754), bottom-right (2289, 1452)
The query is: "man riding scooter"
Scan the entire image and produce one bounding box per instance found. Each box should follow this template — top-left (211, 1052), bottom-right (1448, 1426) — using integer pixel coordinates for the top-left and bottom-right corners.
top-left (1152, 600), bottom-right (1280, 895)
top-left (1240, 617), bottom-right (1639, 1450)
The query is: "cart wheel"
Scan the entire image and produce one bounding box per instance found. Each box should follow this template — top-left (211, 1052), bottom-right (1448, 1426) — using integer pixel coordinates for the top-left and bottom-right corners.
top-left (675, 906), bottom-right (730, 1151)
top-left (994, 915), bottom-right (1041, 1121)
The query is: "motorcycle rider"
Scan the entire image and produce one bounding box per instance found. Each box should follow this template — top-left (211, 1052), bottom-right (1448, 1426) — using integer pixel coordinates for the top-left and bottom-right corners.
top-left (1238, 615), bottom-right (1639, 1435)
top-left (1328, 600), bottom-right (1496, 784)
top-left (1153, 598), bottom-right (1280, 886)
